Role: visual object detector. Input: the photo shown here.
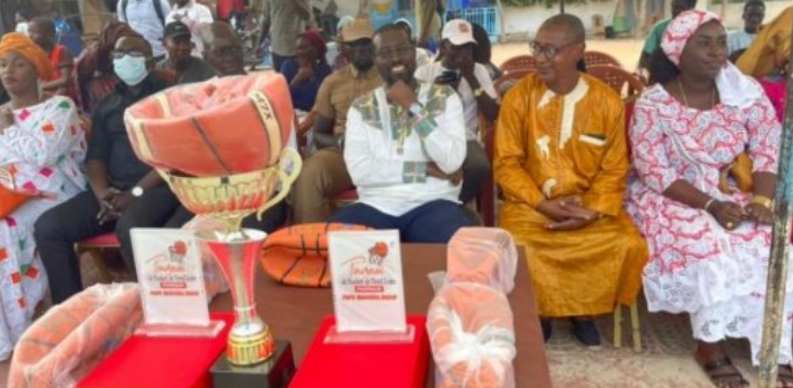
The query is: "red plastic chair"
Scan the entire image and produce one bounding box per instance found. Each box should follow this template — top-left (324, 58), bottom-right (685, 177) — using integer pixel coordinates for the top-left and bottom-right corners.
top-left (584, 51), bottom-right (623, 68)
top-left (499, 55), bottom-right (536, 74)
top-left (74, 233), bottom-right (119, 283)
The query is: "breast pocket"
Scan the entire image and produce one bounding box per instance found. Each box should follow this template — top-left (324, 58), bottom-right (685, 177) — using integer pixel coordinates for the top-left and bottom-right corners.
top-left (572, 130), bottom-right (609, 177)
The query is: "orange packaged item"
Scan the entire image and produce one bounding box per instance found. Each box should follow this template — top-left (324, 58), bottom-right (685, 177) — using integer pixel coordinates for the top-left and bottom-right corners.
top-left (446, 228), bottom-right (518, 294)
top-left (260, 223), bottom-right (370, 287)
top-left (0, 186), bottom-right (32, 218)
top-left (8, 283), bottom-right (143, 388)
top-left (427, 283), bottom-right (516, 388)
top-left (124, 73), bottom-right (294, 177)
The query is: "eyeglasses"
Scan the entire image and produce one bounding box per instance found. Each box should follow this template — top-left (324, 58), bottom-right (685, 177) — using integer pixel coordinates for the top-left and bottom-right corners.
top-left (111, 50), bottom-right (147, 59)
top-left (376, 43), bottom-right (414, 61)
top-left (529, 41), bottom-right (577, 59)
top-left (345, 41), bottom-right (374, 52)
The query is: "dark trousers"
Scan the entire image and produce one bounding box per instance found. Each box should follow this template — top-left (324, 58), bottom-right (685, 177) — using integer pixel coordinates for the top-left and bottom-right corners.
top-left (165, 201), bottom-right (288, 232)
top-left (328, 200), bottom-right (476, 243)
top-left (460, 140), bottom-right (491, 204)
top-left (272, 53), bottom-right (294, 73)
top-left (34, 185), bottom-right (182, 303)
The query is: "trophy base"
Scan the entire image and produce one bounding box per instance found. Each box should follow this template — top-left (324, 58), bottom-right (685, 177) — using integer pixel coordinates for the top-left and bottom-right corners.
top-left (211, 340), bottom-right (295, 388)
top-left (227, 323), bottom-right (275, 365)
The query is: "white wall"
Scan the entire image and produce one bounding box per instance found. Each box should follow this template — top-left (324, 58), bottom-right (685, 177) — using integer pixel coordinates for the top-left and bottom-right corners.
top-left (501, 2), bottom-right (618, 40)
top-left (499, 0), bottom-right (790, 39)
top-left (720, 1), bottom-right (789, 30)
top-left (335, 0), bottom-right (360, 17)
top-left (330, 0), bottom-right (790, 37)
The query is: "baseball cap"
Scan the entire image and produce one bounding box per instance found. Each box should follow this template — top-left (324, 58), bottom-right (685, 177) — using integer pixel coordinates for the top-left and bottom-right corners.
top-left (341, 19), bottom-right (374, 43)
top-left (164, 21), bottom-right (191, 40)
top-left (442, 19), bottom-right (477, 46)
top-left (394, 17), bottom-right (412, 29)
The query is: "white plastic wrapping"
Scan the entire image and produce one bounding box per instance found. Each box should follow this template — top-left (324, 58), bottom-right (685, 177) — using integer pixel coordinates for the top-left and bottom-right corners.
top-left (426, 227), bottom-right (519, 388)
top-left (428, 283), bottom-right (516, 388)
top-left (446, 228), bottom-right (518, 295)
top-left (8, 283), bottom-right (143, 388)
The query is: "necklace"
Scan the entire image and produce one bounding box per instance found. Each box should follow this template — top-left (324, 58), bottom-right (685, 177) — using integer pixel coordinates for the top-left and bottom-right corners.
top-left (677, 80), bottom-right (716, 109)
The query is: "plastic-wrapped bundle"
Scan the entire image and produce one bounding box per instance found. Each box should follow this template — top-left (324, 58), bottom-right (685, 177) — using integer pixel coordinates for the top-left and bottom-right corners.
top-left (426, 227), bottom-right (518, 388)
top-left (446, 227), bottom-right (518, 294)
top-left (427, 282), bottom-right (516, 388)
top-left (8, 283), bottom-right (143, 388)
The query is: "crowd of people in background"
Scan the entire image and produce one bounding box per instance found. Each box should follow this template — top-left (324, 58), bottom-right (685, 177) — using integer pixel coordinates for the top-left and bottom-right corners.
top-left (0, 1), bottom-right (792, 386)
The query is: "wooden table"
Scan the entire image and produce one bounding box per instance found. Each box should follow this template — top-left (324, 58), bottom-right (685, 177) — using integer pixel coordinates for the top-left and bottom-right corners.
top-left (211, 243), bottom-right (552, 388)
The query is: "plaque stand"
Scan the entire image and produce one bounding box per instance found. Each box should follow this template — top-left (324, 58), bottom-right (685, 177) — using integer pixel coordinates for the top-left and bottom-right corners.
top-left (324, 324), bottom-right (416, 344)
top-left (211, 339), bottom-right (296, 388)
top-left (134, 319), bottom-right (226, 338)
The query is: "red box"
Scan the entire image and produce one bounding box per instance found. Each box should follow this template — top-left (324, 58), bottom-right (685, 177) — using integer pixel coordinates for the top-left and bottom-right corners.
top-left (289, 316), bottom-right (430, 388)
top-left (78, 313), bottom-right (234, 388)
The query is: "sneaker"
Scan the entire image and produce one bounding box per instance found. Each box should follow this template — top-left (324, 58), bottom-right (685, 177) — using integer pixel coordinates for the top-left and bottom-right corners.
top-left (541, 319), bottom-right (552, 342)
top-left (571, 318), bottom-right (601, 349)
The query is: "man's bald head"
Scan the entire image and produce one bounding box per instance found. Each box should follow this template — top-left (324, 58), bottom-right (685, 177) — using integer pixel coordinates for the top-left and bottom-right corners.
top-left (199, 22), bottom-right (240, 48)
top-left (200, 22), bottom-right (244, 76)
top-left (539, 14), bottom-right (585, 45)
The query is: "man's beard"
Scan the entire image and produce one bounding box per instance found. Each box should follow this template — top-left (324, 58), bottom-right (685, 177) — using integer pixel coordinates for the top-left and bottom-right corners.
top-left (353, 59), bottom-right (373, 72)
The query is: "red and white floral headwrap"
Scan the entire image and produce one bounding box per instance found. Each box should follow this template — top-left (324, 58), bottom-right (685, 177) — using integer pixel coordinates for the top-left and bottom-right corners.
top-left (661, 9), bottom-right (763, 108)
top-left (661, 10), bottom-right (721, 66)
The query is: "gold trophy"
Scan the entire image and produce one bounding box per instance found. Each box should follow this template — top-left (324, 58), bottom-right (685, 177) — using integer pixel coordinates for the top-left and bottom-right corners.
top-left (125, 74), bottom-right (301, 385)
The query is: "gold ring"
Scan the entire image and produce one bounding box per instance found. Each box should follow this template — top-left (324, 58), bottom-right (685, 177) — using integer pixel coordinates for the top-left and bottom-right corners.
top-left (726, 222), bottom-right (735, 229)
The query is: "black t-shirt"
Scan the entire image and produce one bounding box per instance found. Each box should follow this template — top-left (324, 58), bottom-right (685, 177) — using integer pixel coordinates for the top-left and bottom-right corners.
top-left (86, 75), bottom-right (171, 189)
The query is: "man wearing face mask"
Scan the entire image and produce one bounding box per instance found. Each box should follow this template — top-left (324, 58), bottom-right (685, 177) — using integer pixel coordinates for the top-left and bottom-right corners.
top-left (327, 24), bottom-right (475, 243)
top-left (415, 19), bottom-right (499, 205)
top-left (34, 34), bottom-right (182, 304)
top-left (291, 19), bottom-right (383, 223)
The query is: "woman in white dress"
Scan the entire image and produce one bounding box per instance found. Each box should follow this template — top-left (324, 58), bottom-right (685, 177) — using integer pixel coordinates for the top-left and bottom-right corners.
top-left (0, 33), bottom-right (86, 360)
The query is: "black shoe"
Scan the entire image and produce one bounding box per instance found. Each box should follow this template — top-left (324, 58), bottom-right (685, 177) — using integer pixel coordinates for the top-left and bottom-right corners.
top-left (571, 318), bottom-right (601, 348)
top-left (541, 319), bottom-right (552, 343)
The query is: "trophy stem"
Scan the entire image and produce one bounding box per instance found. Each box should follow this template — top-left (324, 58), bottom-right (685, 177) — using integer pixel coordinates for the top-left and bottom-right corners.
top-left (197, 228), bottom-right (275, 366)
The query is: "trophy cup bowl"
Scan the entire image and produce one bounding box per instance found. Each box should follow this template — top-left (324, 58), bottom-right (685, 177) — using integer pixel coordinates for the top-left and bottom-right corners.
top-left (124, 74), bottom-right (301, 368)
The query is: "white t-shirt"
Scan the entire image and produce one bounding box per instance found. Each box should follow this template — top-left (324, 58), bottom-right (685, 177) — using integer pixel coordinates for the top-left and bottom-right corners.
top-left (118, 0), bottom-right (172, 57)
top-left (727, 30), bottom-right (756, 55)
top-left (414, 61), bottom-right (498, 141)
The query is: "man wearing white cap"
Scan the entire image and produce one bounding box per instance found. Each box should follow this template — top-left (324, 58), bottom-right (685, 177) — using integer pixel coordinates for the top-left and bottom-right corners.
top-left (415, 19), bottom-right (499, 205)
top-left (291, 19), bottom-right (383, 223)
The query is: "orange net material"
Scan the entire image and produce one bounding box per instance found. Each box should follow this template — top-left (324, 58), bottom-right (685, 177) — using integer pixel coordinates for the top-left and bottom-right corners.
top-left (8, 283), bottom-right (143, 388)
top-left (428, 283), bottom-right (515, 388)
top-left (446, 228), bottom-right (518, 295)
top-left (260, 223), bottom-right (371, 287)
top-left (123, 73), bottom-right (294, 177)
top-left (427, 227), bottom-right (518, 388)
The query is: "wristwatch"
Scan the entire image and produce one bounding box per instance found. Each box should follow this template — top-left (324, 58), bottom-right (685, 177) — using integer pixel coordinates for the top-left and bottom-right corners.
top-left (408, 102), bottom-right (424, 117)
top-left (131, 186), bottom-right (144, 198)
top-left (473, 87), bottom-right (485, 97)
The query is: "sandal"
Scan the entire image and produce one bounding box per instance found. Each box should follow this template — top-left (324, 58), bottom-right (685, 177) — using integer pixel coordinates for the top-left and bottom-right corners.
top-left (778, 364), bottom-right (793, 388)
top-left (699, 357), bottom-right (749, 388)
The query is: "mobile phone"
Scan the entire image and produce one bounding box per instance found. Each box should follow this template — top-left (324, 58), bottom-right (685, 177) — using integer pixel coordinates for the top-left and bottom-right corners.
top-left (440, 69), bottom-right (460, 83)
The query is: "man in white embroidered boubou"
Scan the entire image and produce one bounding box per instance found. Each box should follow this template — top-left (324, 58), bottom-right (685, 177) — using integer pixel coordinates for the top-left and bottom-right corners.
top-left (328, 24), bottom-right (475, 243)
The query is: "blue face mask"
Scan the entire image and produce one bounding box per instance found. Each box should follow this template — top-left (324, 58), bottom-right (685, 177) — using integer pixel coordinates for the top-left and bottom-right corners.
top-left (113, 55), bottom-right (149, 86)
